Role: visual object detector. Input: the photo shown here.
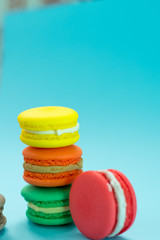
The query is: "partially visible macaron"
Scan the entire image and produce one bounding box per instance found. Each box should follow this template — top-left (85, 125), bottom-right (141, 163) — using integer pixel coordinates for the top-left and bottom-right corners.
top-left (18, 106), bottom-right (80, 148)
top-left (70, 169), bottom-right (137, 240)
top-left (0, 194), bottom-right (6, 230)
top-left (21, 185), bottom-right (73, 225)
top-left (22, 145), bottom-right (83, 187)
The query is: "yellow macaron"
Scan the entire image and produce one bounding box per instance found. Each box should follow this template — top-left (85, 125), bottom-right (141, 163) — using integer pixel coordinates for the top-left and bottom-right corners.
top-left (18, 106), bottom-right (80, 148)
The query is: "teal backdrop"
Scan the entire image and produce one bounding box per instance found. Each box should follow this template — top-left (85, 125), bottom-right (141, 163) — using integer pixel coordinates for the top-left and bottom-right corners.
top-left (0, 0), bottom-right (160, 239)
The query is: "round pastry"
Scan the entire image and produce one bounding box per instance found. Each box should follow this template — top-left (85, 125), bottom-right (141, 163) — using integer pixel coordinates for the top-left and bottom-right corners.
top-left (0, 194), bottom-right (6, 230)
top-left (21, 184), bottom-right (73, 225)
top-left (22, 145), bottom-right (83, 187)
top-left (70, 169), bottom-right (137, 240)
top-left (18, 106), bottom-right (80, 148)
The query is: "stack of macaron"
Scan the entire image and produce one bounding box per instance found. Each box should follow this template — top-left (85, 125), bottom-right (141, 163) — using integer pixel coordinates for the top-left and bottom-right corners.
top-left (0, 194), bottom-right (6, 231)
top-left (18, 106), bottom-right (83, 225)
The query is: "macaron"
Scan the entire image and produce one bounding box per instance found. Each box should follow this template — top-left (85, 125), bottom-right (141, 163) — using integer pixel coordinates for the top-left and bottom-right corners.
top-left (70, 169), bottom-right (137, 240)
top-left (22, 145), bottom-right (83, 187)
top-left (21, 184), bottom-right (73, 225)
top-left (18, 106), bottom-right (80, 148)
top-left (0, 194), bottom-right (6, 230)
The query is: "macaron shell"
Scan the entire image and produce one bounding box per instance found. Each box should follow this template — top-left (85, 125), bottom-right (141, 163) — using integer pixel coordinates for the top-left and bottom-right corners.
top-left (21, 184), bottom-right (71, 202)
top-left (23, 145), bottom-right (82, 166)
top-left (0, 216), bottom-right (6, 230)
top-left (20, 130), bottom-right (79, 148)
top-left (18, 106), bottom-right (78, 130)
top-left (26, 210), bottom-right (73, 225)
top-left (21, 185), bottom-right (72, 226)
top-left (23, 170), bottom-right (83, 187)
top-left (70, 171), bottom-right (117, 240)
top-left (109, 169), bottom-right (137, 234)
top-left (0, 194), bottom-right (6, 231)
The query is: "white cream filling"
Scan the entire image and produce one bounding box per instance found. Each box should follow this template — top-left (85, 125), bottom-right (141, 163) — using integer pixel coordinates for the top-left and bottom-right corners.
top-left (99, 170), bottom-right (127, 237)
top-left (28, 202), bottom-right (70, 214)
top-left (25, 122), bottom-right (79, 136)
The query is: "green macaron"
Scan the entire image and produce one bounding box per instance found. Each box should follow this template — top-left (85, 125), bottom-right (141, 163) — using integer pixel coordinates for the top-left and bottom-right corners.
top-left (21, 185), bottom-right (73, 225)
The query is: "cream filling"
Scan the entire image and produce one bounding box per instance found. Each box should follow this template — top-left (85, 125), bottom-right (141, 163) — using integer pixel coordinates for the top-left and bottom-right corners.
top-left (24, 123), bottom-right (79, 136)
top-left (23, 158), bottom-right (83, 173)
top-left (98, 170), bottom-right (127, 237)
top-left (28, 202), bottom-right (70, 214)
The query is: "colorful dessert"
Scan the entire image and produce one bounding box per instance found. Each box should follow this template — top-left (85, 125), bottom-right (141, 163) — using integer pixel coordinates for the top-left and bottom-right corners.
top-left (19, 106), bottom-right (83, 226)
top-left (21, 184), bottom-right (73, 225)
top-left (0, 194), bottom-right (6, 230)
top-left (70, 169), bottom-right (137, 240)
top-left (22, 145), bottom-right (83, 187)
top-left (18, 106), bottom-right (80, 148)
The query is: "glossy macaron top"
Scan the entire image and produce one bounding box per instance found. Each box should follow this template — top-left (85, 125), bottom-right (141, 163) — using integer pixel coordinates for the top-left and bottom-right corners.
top-left (23, 145), bottom-right (82, 166)
top-left (21, 184), bottom-right (71, 203)
top-left (70, 170), bottom-right (137, 240)
top-left (18, 106), bottom-right (78, 131)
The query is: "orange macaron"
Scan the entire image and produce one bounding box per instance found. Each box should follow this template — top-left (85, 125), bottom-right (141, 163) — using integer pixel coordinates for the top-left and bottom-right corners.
top-left (22, 145), bottom-right (83, 187)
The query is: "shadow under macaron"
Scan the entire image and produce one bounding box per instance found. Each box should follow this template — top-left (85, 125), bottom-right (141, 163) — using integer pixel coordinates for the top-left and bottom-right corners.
top-left (0, 227), bottom-right (9, 238)
top-left (27, 220), bottom-right (80, 239)
top-left (106, 236), bottom-right (133, 240)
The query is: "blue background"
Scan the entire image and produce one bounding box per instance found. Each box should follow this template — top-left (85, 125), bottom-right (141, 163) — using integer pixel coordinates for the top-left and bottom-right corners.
top-left (0, 0), bottom-right (160, 239)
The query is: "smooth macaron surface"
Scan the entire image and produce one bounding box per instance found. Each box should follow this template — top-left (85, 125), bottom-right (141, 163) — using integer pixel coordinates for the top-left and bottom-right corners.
top-left (21, 185), bottom-right (73, 225)
top-left (23, 145), bottom-right (82, 166)
top-left (18, 106), bottom-right (80, 148)
top-left (70, 171), bottom-right (117, 240)
top-left (70, 170), bottom-right (137, 240)
top-left (22, 145), bottom-right (83, 187)
top-left (18, 106), bottom-right (78, 130)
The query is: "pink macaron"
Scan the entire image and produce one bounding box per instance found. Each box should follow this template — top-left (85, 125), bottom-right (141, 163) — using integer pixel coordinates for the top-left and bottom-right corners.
top-left (70, 169), bottom-right (137, 240)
